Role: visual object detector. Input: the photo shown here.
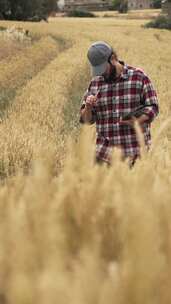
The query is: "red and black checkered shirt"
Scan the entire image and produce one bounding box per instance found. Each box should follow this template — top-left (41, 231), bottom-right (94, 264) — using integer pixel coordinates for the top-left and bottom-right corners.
top-left (80, 61), bottom-right (159, 164)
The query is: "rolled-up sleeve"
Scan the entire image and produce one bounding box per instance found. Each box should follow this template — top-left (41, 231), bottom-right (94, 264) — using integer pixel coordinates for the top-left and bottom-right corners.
top-left (141, 74), bottom-right (159, 123)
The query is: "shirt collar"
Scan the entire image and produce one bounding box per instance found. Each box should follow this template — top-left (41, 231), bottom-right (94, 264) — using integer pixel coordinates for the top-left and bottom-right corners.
top-left (96, 61), bottom-right (129, 82)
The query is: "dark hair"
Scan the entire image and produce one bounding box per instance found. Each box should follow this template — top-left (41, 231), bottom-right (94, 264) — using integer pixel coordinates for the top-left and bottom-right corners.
top-left (108, 48), bottom-right (118, 62)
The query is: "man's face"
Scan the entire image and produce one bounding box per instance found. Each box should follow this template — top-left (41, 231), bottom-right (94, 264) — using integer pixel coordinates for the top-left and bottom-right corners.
top-left (102, 62), bottom-right (117, 83)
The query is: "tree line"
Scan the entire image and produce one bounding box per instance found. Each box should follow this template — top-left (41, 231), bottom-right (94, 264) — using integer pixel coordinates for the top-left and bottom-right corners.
top-left (0, 0), bottom-right (57, 21)
top-left (0, 0), bottom-right (163, 21)
top-left (112, 0), bottom-right (161, 12)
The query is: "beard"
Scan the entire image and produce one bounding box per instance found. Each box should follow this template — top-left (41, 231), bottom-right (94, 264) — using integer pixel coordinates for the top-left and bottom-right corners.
top-left (103, 64), bottom-right (117, 83)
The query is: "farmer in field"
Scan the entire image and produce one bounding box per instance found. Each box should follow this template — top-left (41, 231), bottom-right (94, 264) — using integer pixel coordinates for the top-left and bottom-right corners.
top-left (80, 41), bottom-right (159, 167)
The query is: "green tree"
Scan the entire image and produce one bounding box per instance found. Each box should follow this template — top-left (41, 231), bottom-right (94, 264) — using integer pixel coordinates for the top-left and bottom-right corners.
top-left (42, 0), bottom-right (57, 14)
top-left (0, 0), bottom-right (10, 19)
top-left (152, 0), bottom-right (161, 8)
top-left (112, 0), bottom-right (121, 10)
top-left (112, 0), bottom-right (128, 13)
top-left (0, 0), bottom-right (57, 21)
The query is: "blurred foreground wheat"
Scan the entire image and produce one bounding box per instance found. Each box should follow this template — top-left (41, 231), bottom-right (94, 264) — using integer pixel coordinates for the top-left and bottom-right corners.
top-left (0, 127), bottom-right (170, 304)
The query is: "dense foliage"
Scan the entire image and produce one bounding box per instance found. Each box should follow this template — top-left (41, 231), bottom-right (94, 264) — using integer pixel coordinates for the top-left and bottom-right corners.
top-left (152, 0), bottom-right (161, 8)
top-left (112, 0), bottom-right (128, 13)
top-left (145, 15), bottom-right (171, 30)
top-left (66, 10), bottom-right (95, 17)
top-left (0, 0), bottom-right (57, 21)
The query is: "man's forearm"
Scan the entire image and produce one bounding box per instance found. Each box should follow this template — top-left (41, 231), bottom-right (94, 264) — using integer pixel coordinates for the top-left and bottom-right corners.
top-left (80, 106), bottom-right (93, 124)
top-left (137, 114), bottom-right (150, 125)
top-left (120, 113), bottom-right (150, 128)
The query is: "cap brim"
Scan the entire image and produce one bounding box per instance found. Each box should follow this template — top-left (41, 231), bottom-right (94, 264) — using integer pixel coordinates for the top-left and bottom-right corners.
top-left (91, 61), bottom-right (108, 77)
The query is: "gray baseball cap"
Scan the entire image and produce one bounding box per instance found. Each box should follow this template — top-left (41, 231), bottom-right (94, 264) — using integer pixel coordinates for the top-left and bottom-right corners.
top-left (87, 41), bottom-right (113, 77)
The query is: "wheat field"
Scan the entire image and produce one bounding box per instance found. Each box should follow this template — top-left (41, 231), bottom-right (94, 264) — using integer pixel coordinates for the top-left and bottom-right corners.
top-left (0, 15), bottom-right (171, 304)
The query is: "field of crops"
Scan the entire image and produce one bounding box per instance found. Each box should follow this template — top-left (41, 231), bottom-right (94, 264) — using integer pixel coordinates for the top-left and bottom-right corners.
top-left (0, 14), bottom-right (171, 303)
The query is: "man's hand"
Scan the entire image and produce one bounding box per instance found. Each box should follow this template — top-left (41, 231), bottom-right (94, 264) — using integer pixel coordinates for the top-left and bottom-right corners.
top-left (80, 93), bottom-right (98, 124)
top-left (119, 114), bottom-right (149, 127)
top-left (119, 116), bottom-right (136, 127)
top-left (85, 93), bottom-right (98, 109)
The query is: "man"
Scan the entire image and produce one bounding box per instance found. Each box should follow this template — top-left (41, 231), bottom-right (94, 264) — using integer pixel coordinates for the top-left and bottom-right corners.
top-left (80, 41), bottom-right (159, 167)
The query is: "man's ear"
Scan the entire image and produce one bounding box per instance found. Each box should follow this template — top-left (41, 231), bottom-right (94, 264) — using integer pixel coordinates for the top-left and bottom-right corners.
top-left (110, 54), bottom-right (117, 65)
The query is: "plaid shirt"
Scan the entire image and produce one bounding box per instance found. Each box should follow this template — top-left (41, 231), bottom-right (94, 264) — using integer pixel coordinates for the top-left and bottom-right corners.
top-left (80, 61), bottom-right (159, 164)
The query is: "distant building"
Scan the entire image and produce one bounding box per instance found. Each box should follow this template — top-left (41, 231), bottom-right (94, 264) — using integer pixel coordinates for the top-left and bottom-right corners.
top-left (128, 0), bottom-right (153, 9)
top-left (63, 0), bottom-right (114, 11)
top-left (162, 0), bottom-right (171, 16)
